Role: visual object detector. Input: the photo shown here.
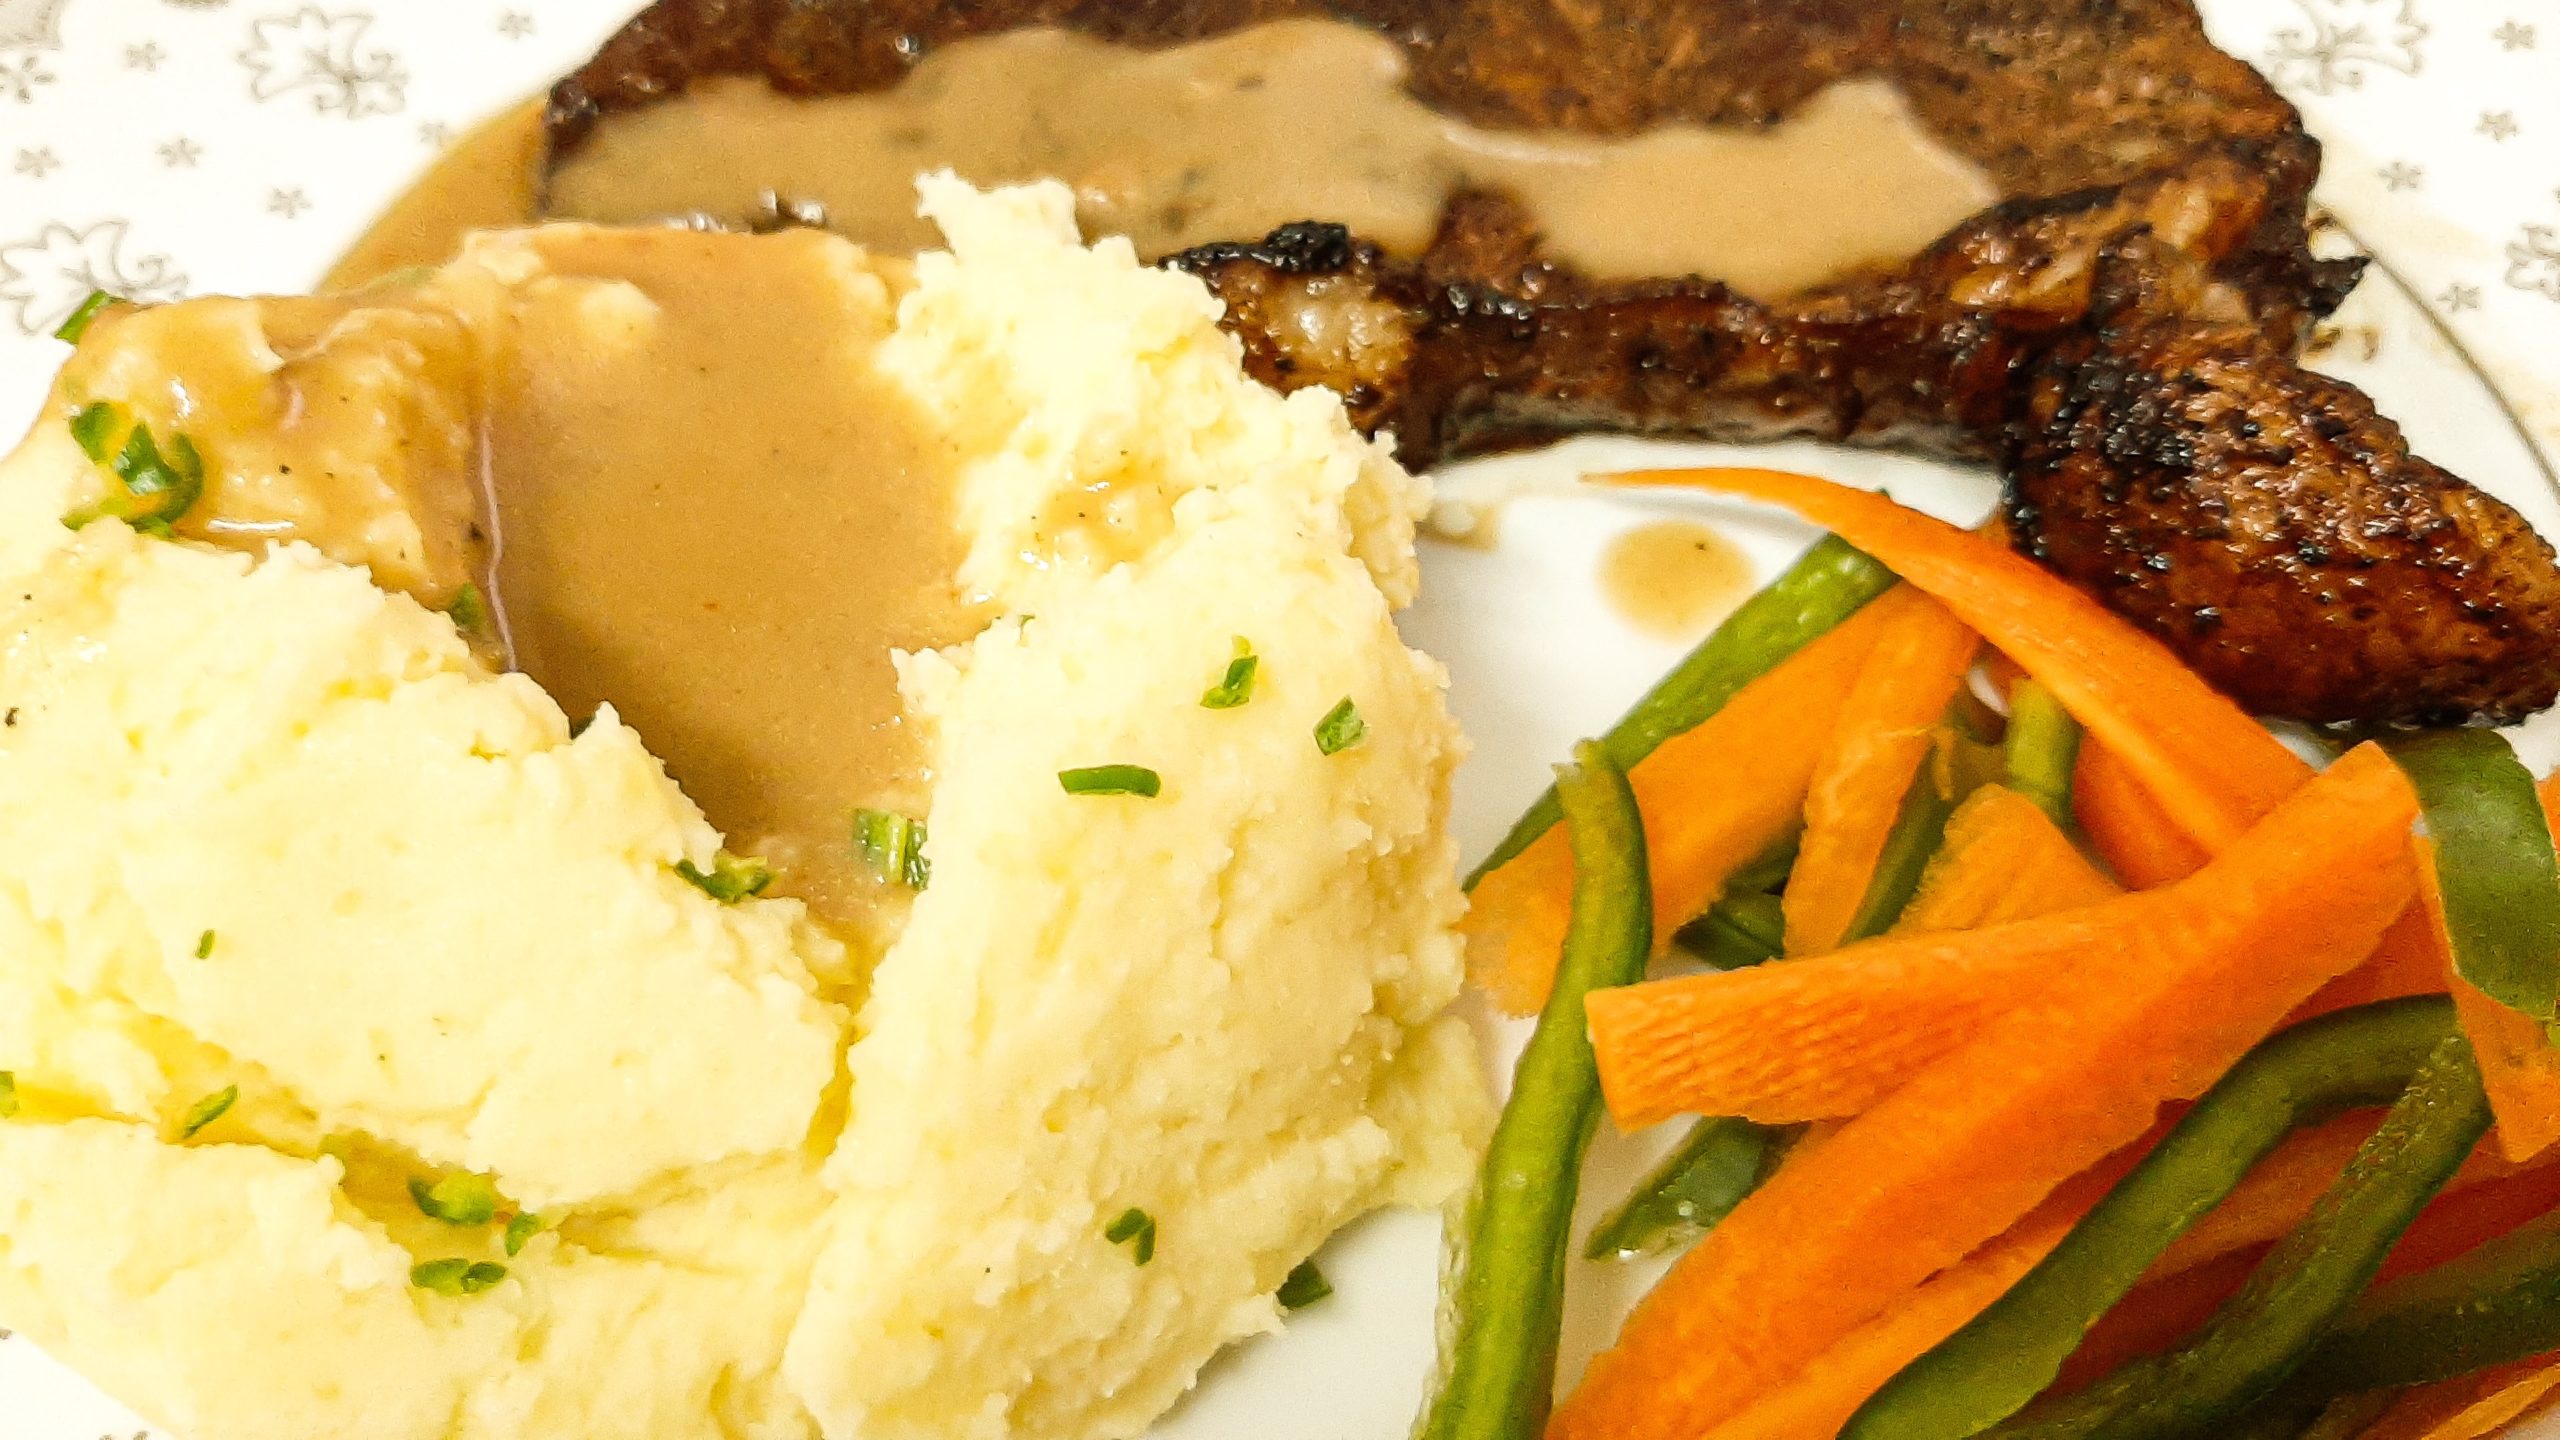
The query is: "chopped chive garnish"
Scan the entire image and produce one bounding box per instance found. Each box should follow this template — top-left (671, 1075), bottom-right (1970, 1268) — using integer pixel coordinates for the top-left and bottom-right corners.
top-left (409, 1171), bottom-right (501, 1227)
top-left (53, 290), bottom-right (116, 344)
top-left (1200, 637), bottom-right (1259, 709)
top-left (1105, 1207), bottom-right (1158, 1265)
top-left (1061, 765), bottom-right (1161, 798)
top-left (68, 402), bottom-right (117, 461)
top-left (194, 929), bottom-right (216, 959)
top-left (63, 411), bottom-right (205, 534)
top-left (853, 808), bottom-right (931, 889)
top-left (1313, 697), bottom-right (1367, 756)
top-left (177, 1084), bottom-right (237, 1139)
top-left (412, 1259), bottom-right (508, 1296)
top-left (1277, 1259), bottom-right (1333, 1310)
top-left (504, 1211), bottom-right (544, 1257)
top-left (0, 1071), bottom-right (17, 1118)
top-left (675, 853), bottom-right (773, 903)
top-left (444, 584), bottom-right (487, 635)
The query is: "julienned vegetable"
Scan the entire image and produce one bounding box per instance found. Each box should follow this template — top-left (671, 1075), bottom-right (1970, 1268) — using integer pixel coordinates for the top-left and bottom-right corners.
top-left (1982, 1031), bottom-right (2491, 1439)
top-left (2002, 680), bottom-right (2082, 830)
top-left (1585, 1116), bottom-right (1778, 1261)
top-left (1550, 745), bottom-right (2418, 1440)
top-left (1419, 741), bottom-right (1650, 1440)
top-left (1465, 586), bottom-right (1910, 1013)
top-left (1468, 534), bottom-right (1896, 885)
top-left (1847, 997), bottom-right (2461, 1438)
top-left (2385, 730), bottom-right (2560, 1023)
top-left (2285, 1203), bottom-right (2560, 1397)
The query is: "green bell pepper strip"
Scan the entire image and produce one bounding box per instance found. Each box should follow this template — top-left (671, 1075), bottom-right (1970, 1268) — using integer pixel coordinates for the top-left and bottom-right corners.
top-left (1840, 748), bottom-right (1963, 946)
top-left (2382, 729), bottom-right (2560, 1024)
top-left (1582, 1115), bottom-right (1780, 1262)
top-left (1847, 997), bottom-right (2459, 1439)
top-left (2004, 680), bottom-right (2084, 830)
top-left (1981, 1028), bottom-right (2493, 1440)
top-left (1418, 741), bottom-right (1652, 1440)
top-left (1672, 828), bottom-right (1797, 968)
top-left (2286, 1202), bottom-right (2560, 1396)
top-left (1468, 536), bottom-right (1895, 886)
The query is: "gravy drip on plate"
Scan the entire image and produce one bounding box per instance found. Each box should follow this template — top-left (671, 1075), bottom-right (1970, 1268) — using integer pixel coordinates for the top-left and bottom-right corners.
top-left (1597, 519), bottom-right (1753, 640)
top-left (336, 19), bottom-right (1996, 297)
top-left (487, 228), bottom-right (976, 943)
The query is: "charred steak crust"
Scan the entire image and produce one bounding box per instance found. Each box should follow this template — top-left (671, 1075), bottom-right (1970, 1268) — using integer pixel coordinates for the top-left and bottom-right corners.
top-left (545, 0), bottom-right (2560, 725)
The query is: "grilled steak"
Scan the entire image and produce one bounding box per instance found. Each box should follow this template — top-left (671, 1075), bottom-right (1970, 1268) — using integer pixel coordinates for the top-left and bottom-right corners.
top-left (544, 0), bottom-right (2560, 724)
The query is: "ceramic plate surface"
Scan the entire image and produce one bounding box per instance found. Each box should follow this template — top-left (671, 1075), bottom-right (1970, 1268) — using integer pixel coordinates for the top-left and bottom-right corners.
top-left (3, 0), bottom-right (2559, 1435)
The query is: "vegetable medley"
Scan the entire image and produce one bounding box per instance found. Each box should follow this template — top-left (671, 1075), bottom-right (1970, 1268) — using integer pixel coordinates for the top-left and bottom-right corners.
top-left (1421, 468), bottom-right (2560, 1440)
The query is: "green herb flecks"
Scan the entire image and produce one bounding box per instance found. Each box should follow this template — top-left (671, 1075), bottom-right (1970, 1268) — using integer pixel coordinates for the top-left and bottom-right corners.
top-left (1314, 698), bottom-right (1367, 756)
top-left (853, 808), bottom-right (931, 889)
top-left (62, 405), bottom-right (206, 536)
top-left (675, 853), bottom-right (773, 904)
top-left (177, 1084), bottom-right (237, 1140)
top-left (1061, 765), bottom-right (1161, 798)
top-left (444, 584), bottom-right (488, 636)
top-left (53, 290), bottom-right (117, 344)
top-left (410, 1171), bottom-right (502, 1227)
top-left (504, 1211), bottom-right (545, 1257)
top-left (0, 1071), bottom-right (17, 1119)
top-left (1277, 1259), bottom-right (1333, 1310)
top-left (194, 929), bottom-right (216, 960)
top-left (412, 1258), bottom-right (509, 1296)
top-left (68, 401), bottom-right (117, 462)
top-left (1201, 637), bottom-right (1259, 709)
top-left (1105, 1207), bottom-right (1158, 1265)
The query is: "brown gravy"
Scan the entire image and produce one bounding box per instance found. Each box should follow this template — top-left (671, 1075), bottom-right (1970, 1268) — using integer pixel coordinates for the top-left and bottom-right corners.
top-left (487, 229), bottom-right (977, 942)
top-left (79, 229), bottom-right (975, 946)
top-left (334, 20), bottom-right (1997, 297)
top-left (1598, 519), bottom-right (1753, 639)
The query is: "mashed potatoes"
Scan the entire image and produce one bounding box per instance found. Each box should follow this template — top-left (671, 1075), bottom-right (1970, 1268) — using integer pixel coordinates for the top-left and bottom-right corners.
top-left (0, 179), bottom-right (1486, 1440)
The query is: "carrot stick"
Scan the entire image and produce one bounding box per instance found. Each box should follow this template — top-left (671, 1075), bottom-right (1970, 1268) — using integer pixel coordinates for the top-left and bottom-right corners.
top-left (2353, 1355), bottom-right (2560, 1440)
top-left (1603, 468), bottom-right (2310, 850)
top-left (1463, 588), bottom-right (1911, 1014)
top-left (2074, 737), bottom-right (2214, 888)
top-left (1697, 1157), bottom-right (2134, 1440)
top-left (1589, 898), bottom-right (2161, 1127)
top-left (1550, 744), bottom-right (2419, 1440)
top-left (1784, 595), bottom-right (1981, 955)
top-left (1895, 784), bottom-right (2121, 935)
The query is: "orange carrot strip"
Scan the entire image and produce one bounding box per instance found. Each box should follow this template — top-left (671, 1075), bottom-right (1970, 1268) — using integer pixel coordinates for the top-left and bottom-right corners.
top-left (1590, 899), bottom-right (2159, 1127)
top-left (1462, 588), bottom-right (1910, 1014)
top-left (1591, 789), bottom-right (2118, 1130)
top-left (1606, 468), bottom-right (2310, 850)
top-left (1549, 744), bottom-right (2418, 1440)
top-left (1895, 784), bottom-right (2122, 935)
top-left (2354, 1355), bottom-right (2560, 1440)
top-left (1784, 594), bottom-right (1981, 955)
top-left (1697, 1155), bottom-right (2132, 1440)
top-left (2074, 736), bottom-right (2214, 888)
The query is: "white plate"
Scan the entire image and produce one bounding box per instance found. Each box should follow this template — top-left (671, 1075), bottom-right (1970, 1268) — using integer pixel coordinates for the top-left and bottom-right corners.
top-left (4, 1), bottom-right (2559, 1435)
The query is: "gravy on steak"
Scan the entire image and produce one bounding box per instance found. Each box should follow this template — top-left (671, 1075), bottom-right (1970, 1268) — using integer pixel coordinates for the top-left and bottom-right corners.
top-left (332, 19), bottom-right (1995, 297)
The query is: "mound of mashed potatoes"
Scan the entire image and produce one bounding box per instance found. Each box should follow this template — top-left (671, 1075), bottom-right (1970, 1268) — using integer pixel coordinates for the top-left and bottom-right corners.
top-left (0, 178), bottom-right (1487, 1440)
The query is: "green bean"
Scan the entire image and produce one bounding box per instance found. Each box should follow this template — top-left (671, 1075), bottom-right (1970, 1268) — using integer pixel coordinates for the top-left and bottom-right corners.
top-left (2004, 680), bottom-right (2084, 829)
top-left (2382, 729), bottom-right (2560, 1023)
top-left (1673, 829), bottom-right (1797, 968)
top-left (1848, 998), bottom-right (2458, 1439)
top-left (1419, 741), bottom-right (1651, 1440)
top-left (1583, 1116), bottom-right (1779, 1261)
top-left (1983, 1029), bottom-right (2492, 1440)
top-left (1468, 536), bottom-right (1894, 885)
